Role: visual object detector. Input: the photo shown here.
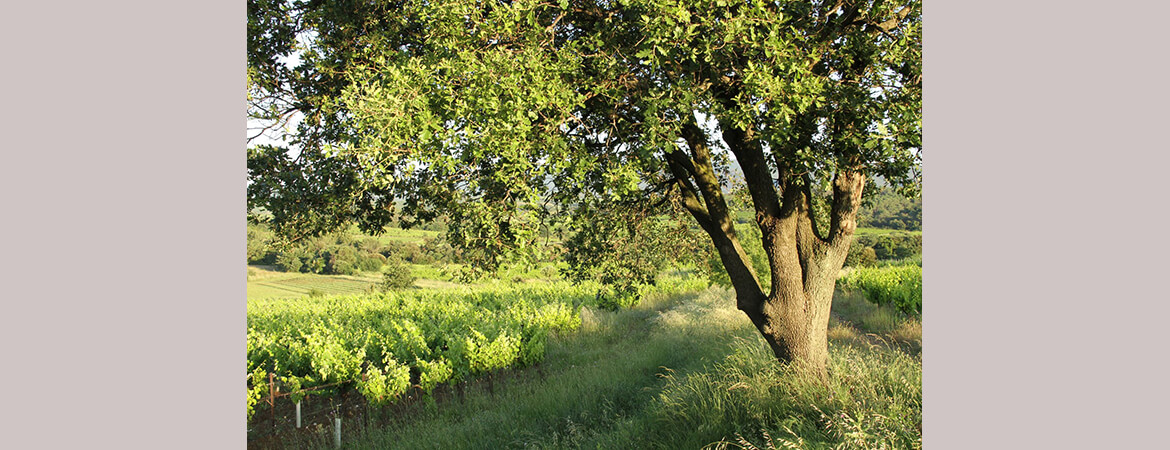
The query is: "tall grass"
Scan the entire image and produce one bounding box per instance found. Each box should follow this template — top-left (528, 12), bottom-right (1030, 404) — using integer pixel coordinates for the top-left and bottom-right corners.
top-left (658, 339), bottom-right (921, 449)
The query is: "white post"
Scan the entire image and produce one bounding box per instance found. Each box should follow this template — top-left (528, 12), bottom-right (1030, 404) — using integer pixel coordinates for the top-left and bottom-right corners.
top-left (295, 401), bottom-right (301, 428)
top-left (334, 416), bottom-right (341, 448)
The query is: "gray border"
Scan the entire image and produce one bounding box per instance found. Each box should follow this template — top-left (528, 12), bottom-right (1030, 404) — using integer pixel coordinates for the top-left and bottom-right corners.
top-left (2, 2), bottom-right (243, 448)
top-left (924, 1), bottom-right (1170, 448)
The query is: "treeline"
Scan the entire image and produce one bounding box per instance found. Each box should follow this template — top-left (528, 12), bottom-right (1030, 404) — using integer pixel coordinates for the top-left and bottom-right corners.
top-left (845, 231), bottom-right (923, 267)
top-left (858, 188), bottom-right (921, 231)
top-left (247, 224), bottom-right (462, 275)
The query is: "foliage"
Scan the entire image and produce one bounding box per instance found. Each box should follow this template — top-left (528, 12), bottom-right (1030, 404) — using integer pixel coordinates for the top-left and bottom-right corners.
top-left (259, 227), bottom-right (466, 275)
top-left (274, 249), bottom-right (304, 273)
top-left (357, 360), bottom-right (412, 407)
top-left (248, 282), bottom-right (597, 411)
top-left (838, 264), bottom-right (922, 317)
top-left (854, 231), bottom-right (921, 260)
top-left (246, 223), bottom-right (277, 264)
top-left (248, 0), bottom-right (922, 270)
top-left (562, 203), bottom-right (706, 309)
top-left (379, 257), bottom-right (416, 291)
top-left (844, 244), bottom-right (878, 268)
top-left (859, 186), bottom-right (922, 231)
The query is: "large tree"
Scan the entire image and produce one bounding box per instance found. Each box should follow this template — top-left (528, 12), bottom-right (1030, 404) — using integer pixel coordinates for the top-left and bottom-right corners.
top-left (248, 0), bottom-right (921, 376)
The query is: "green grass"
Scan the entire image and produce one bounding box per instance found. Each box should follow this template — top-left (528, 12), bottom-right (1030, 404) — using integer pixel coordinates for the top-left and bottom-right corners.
top-left (369, 226), bottom-right (441, 245)
top-left (247, 263), bottom-right (472, 301)
top-left (298, 285), bottom-right (921, 449)
top-left (854, 227), bottom-right (922, 236)
top-left (246, 266), bottom-right (383, 300)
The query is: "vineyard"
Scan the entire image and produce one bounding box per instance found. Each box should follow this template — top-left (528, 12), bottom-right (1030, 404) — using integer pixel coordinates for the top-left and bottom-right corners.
top-left (246, 276), bottom-right (708, 423)
top-left (838, 263), bottom-right (923, 317)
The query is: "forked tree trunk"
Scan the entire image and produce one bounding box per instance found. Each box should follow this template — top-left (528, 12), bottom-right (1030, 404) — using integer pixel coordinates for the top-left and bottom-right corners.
top-left (722, 227), bottom-right (850, 377)
top-left (666, 117), bottom-right (865, 379)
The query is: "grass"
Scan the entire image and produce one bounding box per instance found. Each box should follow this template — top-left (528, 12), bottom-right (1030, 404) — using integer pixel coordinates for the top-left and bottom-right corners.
top-left (285, 285), bottom-right (921, 449)
top-left (854, 227), bottom-right (922, 236)
top-left (369, 226), bottom-right (441, 245)
top-left (828, 289), bottom-right (922, 355)
top-left (246, 266), bottom-right (383, 300)
top-left (246, 264), bottom-right (466, 301)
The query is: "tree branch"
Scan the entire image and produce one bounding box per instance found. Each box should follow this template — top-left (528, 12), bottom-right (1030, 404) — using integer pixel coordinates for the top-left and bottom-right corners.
top-left (827, 167), bottom-right (866, 245)
top-left (664, 153), bottom-right (711, 229)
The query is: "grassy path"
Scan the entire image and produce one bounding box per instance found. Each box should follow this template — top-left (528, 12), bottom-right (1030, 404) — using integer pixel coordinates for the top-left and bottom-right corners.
top-left (279, 286), bottom-right (921, 449)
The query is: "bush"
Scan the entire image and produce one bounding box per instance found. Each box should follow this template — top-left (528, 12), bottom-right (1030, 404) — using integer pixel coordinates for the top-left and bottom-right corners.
top-left (325, 245), bottom-right (358, 274)
top-left (303, 255), bottom-right (326, 273)
top-left (332, 261), bottom-right (357, 276)
top-left (420, 236), bottom-right (461, 265)
top-left (845, 245), bottom-right (878, 268)
top-left (275, 251), bottom-right (303, 273)
top-left (595, 284), bottom-right (640, 311)
top-left (379, 258), bottom-right (416, 291)
top-left (356, 254), bottom-right (385, 272)
top-left (246, 224), bottom-right (277, 264)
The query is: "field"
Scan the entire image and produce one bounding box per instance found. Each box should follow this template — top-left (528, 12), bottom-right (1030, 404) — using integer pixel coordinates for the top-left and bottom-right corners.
top-left (247, 267), bottom-right (383, 300)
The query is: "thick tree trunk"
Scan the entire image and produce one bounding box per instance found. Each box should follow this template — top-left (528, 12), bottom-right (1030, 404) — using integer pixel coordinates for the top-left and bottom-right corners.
top-left (746, 268), bottom-right (839, 376)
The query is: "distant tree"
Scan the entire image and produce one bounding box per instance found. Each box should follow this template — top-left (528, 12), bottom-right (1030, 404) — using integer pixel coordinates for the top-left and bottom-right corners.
top-left (248, 0), bottom-right (921, 377)
top-left (379, 257), bottom-right (416, 291)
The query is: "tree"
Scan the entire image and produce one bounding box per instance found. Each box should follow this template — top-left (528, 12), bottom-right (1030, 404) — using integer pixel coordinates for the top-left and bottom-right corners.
top-left (248, 0), bottom-right (921, 377)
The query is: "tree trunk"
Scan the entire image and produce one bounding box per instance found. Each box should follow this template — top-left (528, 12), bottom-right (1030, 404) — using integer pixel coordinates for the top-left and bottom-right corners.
top-left (751, 283), bottom-right (835, 377)
top-left (723, 235), bottom-right (843, 378)
top-left (667, 115), bottom-right (864, 380)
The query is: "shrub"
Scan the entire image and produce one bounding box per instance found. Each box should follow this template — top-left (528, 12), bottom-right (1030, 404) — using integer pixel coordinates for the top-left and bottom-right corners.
top-left (275, 251), bottom-right (303, 273)
top-left (246, 224), bottom-right (277, 264)
top-left (302, 254), bottom-right (326, 273)
top-left (324, 245), bottom-right (358, 274)
top-left (420, 236), bottom-right (461, 264)
top-left (845, 245), bottom-right (878, 268)
top-left (594, 284), bottom-right (640, 311)
top-left (379, 257), bottom-right (416, 291)
top-left (356, 254), bottom-right (385, 272)
top-left (332, 261), bottom-right (357, 275)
